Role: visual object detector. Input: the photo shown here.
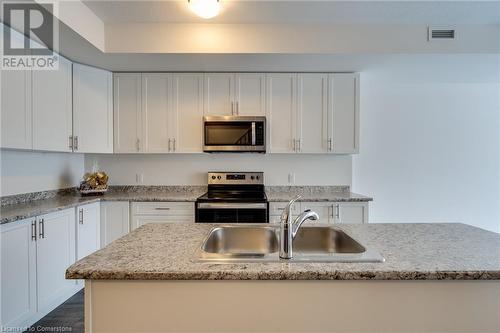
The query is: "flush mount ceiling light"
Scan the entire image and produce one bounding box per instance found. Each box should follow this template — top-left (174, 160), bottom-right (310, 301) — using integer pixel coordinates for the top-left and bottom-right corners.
top-left (189, 0), bottom-right (221, 19)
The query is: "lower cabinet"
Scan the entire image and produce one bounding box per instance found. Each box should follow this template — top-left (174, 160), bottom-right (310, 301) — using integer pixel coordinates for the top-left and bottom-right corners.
top-left (0, 218), bottom-right (37, 328)
top-left (269, 201), bottom-right (369, 224)
top-left (100, 201), bottom-right (130, 247)
top-left (0, 207), bottom-right (98, 329)
top-left (76, 202), bottom-right (101, 260)
top-left (131, 202), bottom-right (194, 230)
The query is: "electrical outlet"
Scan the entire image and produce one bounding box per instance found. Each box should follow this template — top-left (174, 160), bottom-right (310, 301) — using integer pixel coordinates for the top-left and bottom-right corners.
top-left (288, 173), bottom-right (295, 185)
top-left (136, 173), bottom-right (144, 184)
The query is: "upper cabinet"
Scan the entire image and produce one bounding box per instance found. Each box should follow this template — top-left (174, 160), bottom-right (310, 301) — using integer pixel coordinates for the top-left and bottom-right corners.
top-left (267, 72), bottom-right (359, 154)
top-left (73, 64), bottom-right (113, 153)
top-left (114, 73), bottom-right (205, 153)
top-left (204, 73), bottom-right (266, 116)
top-left (328, 73), bottom-right (359, 154)
top-left (32, 55), bottom-right (73, 152)
top-left (114, 73), bottom-right (142, 153)
top-left (266, 73), bottom-right (297, 153)
top-left (1, 29), bottom-right (32, 150)
top-left (171, 74), bottom-right (204, 153)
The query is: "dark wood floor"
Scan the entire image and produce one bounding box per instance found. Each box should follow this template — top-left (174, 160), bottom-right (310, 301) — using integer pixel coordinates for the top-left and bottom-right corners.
top-left (26, 289), bottom-right (84, 333)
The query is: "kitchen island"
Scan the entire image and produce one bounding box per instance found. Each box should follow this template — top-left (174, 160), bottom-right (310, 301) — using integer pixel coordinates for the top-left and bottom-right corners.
top-left (66, 223), bottom-right (500, 333)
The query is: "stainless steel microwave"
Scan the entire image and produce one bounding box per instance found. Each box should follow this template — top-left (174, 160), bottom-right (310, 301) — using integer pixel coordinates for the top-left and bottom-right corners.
top-left (203, 116), bottom-right (266, 153)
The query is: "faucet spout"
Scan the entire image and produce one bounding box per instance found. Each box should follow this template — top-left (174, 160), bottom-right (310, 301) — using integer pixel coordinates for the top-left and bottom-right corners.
top-left (292, 210), bottom-right (319, 238)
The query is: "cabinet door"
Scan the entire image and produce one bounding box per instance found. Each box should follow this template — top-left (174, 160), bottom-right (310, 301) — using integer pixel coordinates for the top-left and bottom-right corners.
top-left (334, 202), bottom-right (368, 224)
top-left (0, 219), bottom-right (37, 328)
top-left (234, 74), bottom-right (266, 116)
top-left (76, 203), bottom-right (101, 260)
top-left (142, 74), bottom-right (171, 153)
top-left (301, 202), bottom-right (334, 224)
top-left (73, 63), bottom-right (113, 153)
top-left (114, 73), bottom-right (142, 153)
top-left (171, 74), bottom-right (204, 153)
top-left (32, 55), bottom-right (72, 152)
top-left (266, 74), bottom-right (297, 153)
top-left (297, 74), bottom-right (328, 153)
top-left (328, 73), bottom-right (359, 153)
top-left (36, 209), bottom-right (76, 311)
top-left (100, 202), bottom-right (130, 247)
top-left (204, 73), bottom-right (235, 115)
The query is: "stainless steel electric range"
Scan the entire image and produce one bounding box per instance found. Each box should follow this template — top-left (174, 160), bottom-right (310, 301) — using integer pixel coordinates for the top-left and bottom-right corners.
top-left (195, 172), bottom-right (269, 223)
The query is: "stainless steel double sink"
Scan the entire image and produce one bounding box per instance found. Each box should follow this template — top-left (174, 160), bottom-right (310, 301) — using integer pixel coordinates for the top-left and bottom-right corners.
top-left (197, 225), bottom-right (384, 263)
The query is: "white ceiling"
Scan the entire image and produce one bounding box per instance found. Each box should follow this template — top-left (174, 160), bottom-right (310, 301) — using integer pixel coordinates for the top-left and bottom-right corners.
top-left (83, 1), bottom-right (500, 25)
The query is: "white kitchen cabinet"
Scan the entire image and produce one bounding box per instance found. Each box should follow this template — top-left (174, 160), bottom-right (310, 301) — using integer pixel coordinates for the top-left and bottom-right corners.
top-left (130, 202), bottom-right (194, 230)
top-left (142, 74), bottom-right (171, 153)
top-left (333, 202), bottom-right (368, 224)
top-left (76, 202), bottom-right (101, 260)
top-left (1, 27), bottom-right (32, 150)
top-left (36, 209), bottom-right (77, 313)
top-left (170, 74), bottom-right (204, 153)
top-left (269, 201), bottom-right (368, 224)
top-left (203, 73), bottom-right (235, 115)
top-left (32, 55), bottom-right (73, 152)
top-left (234, 74), bottom-right (266, 116)
top-left (0, 218), bottom-right (37, 328)
top-left (100, 201), bottom-right (130, 247)
top-left (73, 63), bottom-right (113, 153)
top-left (114, 73), bottom-right (142, 153)
top-left (328, 73), bottom-right (359, 153)
top-left (266, 73), bottom-right (297, 153)
top-left (296, 74), bottom-right (328, 153)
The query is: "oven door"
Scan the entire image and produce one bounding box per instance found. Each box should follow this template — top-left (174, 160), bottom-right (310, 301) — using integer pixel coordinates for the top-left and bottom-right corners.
top-left (203, 116), bottom-right (266, 152)
top-left (196, 202), bottom-right (269, 223)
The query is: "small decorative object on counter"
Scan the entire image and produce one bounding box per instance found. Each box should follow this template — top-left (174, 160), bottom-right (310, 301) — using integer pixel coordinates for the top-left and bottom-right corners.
top-left (79, 171), bottom-right (109, 196)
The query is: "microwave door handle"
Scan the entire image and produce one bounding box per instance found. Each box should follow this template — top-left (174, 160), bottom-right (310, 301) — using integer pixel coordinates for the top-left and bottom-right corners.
top-left (251, 122), bottom-right (256, 145)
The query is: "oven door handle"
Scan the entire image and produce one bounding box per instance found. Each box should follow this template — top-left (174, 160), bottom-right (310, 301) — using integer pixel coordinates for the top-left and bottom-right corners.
top-left (251, 122), bottom-right (256, 145)
top-left (198, 202), bottom-right (267, 209)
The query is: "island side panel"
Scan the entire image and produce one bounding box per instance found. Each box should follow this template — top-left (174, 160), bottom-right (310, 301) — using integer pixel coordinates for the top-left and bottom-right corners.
top-left (85, 280), bottom-right (500, 333)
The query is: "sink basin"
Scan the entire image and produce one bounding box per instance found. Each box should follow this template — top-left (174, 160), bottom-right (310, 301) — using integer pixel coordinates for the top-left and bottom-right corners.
top-left (202, 226), bottom-right (278, 256)
top-left (197, 225), bottom-right (384, 263)
top-left (293, 227), bottom-right (365, 254)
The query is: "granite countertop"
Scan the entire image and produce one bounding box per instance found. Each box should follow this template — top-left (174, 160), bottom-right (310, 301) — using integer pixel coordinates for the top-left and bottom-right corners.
top-left (66, 223), bottom-right (500, 281)
top-left (0, 186), bottom-right (372, 225)
top-left (0, 186), bottom-right (206, 225)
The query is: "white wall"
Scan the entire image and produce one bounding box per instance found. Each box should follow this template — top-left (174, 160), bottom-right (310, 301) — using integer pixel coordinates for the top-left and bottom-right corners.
top-left (0, 150), bottom-right (85, 196)
top-left (85, 154), bottom-right (352, 187)
top-left (352, 55), bottom-right (500, 233)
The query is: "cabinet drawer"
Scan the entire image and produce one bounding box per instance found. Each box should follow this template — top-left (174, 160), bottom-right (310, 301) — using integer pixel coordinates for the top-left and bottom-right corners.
top-left (132, 202), bottom-right (194, 216)
top-left (269, 202), bottom-right (301, 216)
top-left (131, 215), bottom-right (193, 230)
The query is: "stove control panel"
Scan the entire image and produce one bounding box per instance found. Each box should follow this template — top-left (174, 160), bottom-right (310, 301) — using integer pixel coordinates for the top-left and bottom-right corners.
top-left (208, 172), bottom-right (264, 185)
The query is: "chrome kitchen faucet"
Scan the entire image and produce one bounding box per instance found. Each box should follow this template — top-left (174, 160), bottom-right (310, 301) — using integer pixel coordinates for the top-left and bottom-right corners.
top-left (279, 195), bottom-right (319, 259)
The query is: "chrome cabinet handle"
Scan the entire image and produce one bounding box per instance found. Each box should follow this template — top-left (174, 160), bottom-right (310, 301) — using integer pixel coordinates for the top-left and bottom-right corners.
top-left (173, 138), bottom-right (176, 152)
top-left (79, 209), bottom-right (84, 224)
top-left (297, 139), bottom-right (301, 152)
top-left (31, 220), bottom-right (37, 241)
top-left (236, 101), bottom-right (239, 115)
top-left (136, 138), bottom-right (140, 152)
top-left (74, 136), bottom-right (78, 151)
top-left (292, 139), bottom-right (296, 152)
top-left (231, 101), bottom-right (234, 115)
top-left (154, 207), bottom-right (170, 210)
top-left (69, 135), bottom-right (73, 150)
top-left (328, 138), bottom-right (333, 151)
top-left (168, 138), bottom-right (171, 152)
top-left (39, 219), bottom-right (45, 239)
top-left (335, 204), bottom-right (340, 220)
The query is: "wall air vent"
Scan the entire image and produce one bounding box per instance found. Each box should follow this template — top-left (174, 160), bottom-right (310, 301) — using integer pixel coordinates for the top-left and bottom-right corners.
top-left (428, 27), bottom-right (456, 41)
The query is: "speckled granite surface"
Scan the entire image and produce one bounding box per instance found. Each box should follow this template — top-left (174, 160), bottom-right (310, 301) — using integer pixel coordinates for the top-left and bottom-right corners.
top-left (0, 186), bottom-right (207, 225)
top-left (1, 186), bottom-right (371, 225)
top-left (66, 223), bottom-right (500, 281)
top-left (266, 186), bottom-right (372, 202)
